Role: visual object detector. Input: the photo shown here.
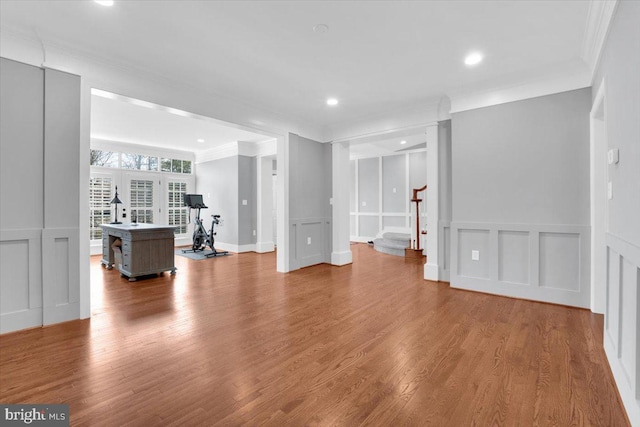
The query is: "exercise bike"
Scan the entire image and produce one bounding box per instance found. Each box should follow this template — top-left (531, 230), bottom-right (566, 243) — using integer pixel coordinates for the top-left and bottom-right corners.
top-left (183, 194), bottom-right (229, 258)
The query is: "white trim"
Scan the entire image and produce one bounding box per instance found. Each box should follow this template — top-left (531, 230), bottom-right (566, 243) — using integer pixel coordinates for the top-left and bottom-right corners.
top-left (590, 78), bottom-right (607, 314)
top-left (195, 142), bottom-right (239, 164)
top-left (92, 137), bottom-right (195, 162)
top-left (349, 146), bottom-right (426, 161)
top-left (424, 124), bottom-right (439, 280)
top-left (331, 122), bottom-right (438, 145)
top-left (583, 0), bottom-right (619, 81)
top-left (238, 139), bottom-right (277, 157)
top-left (255, 241), bottom-right (275, 253)
top-left (213, 242), bottom-right (256, 253)
top-left (351, 236), bottom-right (374, 244)
top-left (276, 135), bottom-right (290, 272)
top-left (331, 250), bottom-right (353, 266)
top-left (424, 263), bottom-right (440, 282)
top-left (449, 69), bottom-right (591, 114)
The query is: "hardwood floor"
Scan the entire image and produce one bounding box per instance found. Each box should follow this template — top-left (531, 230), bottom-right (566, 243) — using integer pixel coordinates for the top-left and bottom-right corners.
top-left (0, 244), bottom-right (629, 426)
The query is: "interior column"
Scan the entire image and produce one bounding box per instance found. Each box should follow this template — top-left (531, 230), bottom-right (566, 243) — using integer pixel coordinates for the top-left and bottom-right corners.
top-left (424, 123), bottom-right (439, 280)
top-left (331, 140), bottom-right (353, 266)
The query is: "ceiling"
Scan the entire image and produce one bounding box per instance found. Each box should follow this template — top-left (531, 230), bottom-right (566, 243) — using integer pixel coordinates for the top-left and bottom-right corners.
top-left (90, 91), bottom-right (273, 153)
top-left (1, 0), bottom-right (592, 152)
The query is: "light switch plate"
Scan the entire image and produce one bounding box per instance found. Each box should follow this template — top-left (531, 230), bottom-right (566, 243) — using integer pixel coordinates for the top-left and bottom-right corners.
top-left (471, 250), bottom-right (480, 261)
top-left (242, 199), bottom-right (247, 205)
top-left (307, 237), bottom-right (311, 245)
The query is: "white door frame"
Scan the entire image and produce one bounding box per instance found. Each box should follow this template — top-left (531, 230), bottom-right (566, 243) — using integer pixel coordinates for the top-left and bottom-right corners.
top-left (590, 79), bottom-right (607, 314)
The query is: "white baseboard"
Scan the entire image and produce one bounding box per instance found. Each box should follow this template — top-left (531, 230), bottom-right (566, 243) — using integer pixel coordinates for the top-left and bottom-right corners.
top-left (605, 341), bottom-right (640, 426)
top-left (214, 242), bottom-right (256, 253)
top-left (331, 250), bottom-right (353, 266)
top-left (350, 236), bottom-right (374, 243)
top-left (256, 241), bottom-right (275, 253)
top-left (424, 263), bottom-right (440, 281)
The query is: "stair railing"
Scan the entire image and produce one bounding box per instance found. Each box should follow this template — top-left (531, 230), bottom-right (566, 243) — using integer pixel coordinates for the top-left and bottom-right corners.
top-left (411, 185), bottom-right (427, 250)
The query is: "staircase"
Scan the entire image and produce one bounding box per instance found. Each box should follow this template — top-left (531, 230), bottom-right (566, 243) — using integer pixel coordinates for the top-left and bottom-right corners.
top-left (373, 232), bottom-right (411, 257)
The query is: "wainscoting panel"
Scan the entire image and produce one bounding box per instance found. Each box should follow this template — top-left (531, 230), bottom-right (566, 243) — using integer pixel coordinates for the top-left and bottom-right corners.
top-left (606, 247), bottom-right (621, 354)
top-left (358, 215), bottom-right (378, 240)
top-left (438, 221), bottom-right (451, 282)
top-left (289, 218), bottom-right (331, 271)
top-left (382, 215), bottom-right (405, 228)
top-left (451, 222), bottom-right (590, 308)
top-left (539, 232), bottom-right (581, 291)
top-left (42, 228), bottom-right (80, 326)
top-left (603, 233), bottom-right (640, 423)
top-left (0, 229), bottom-right (42, 334)
top-left (457, 229), bottom-right (491, 280)
top-left (499, 231), bottom-right (529, 284)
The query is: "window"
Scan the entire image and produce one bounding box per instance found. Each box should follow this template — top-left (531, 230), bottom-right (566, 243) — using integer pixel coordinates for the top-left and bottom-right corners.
top-left (130, 179), bottom-right (154, 223)
top-left (122, 153), bottom-right (158, 171)
top-left (171, 159), bottom-right (182, 173)
top-left (90, 150), bottom-right (118, 168)
top-left (183, 160), bottom-right (192, 174)
top-left (89, 177), bottom-right (112, 239)
top-left (168, 181), bottom-right (188, 234)
top-left (160, 158), bottom-right (172, 172)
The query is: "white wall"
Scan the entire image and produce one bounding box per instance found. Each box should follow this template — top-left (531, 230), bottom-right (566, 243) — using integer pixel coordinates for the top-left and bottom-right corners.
top-left (349, 151), bottom-right (427, 243)
top-left (1, 59), bottom-right (81, 333)
top-left (288, 134), bottom-right (332, 270)
top-left (450, 88), bottom-right (592, 308)
top-left (592, 1), bottom-right (640, 423)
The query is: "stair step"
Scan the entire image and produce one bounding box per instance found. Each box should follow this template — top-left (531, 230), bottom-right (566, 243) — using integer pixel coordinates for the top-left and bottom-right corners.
top-left (373, 238), bottom-right (408, 257)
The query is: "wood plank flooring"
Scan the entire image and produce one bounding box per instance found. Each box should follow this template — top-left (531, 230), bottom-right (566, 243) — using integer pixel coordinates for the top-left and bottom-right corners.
top-left (0, 244), bottom-right (630, 426)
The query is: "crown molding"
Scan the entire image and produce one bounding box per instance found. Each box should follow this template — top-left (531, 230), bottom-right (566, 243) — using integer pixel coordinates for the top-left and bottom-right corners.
top-left (195, 142), bottom-right (239, 164)
top-left (0, 26), bottom-right (322, 141)
top-left (582, 0), bottom-right (619, 81)
top-left (448, 65), bottom-right (591, 114)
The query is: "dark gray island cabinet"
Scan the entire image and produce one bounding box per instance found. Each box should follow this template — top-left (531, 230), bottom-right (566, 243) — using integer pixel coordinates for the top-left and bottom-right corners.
top-left (100, 223), bottom-right (176, 281)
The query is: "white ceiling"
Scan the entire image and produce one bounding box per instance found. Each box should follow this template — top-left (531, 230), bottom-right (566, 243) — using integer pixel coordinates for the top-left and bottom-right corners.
top-left (90, 91), bottom-right (272, 153)
top-left (1, 0), bottom-right (592, 152)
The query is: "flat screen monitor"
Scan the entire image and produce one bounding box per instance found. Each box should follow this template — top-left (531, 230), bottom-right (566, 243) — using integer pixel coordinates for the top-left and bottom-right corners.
top-left (184, 194), bottom-right (204, 208)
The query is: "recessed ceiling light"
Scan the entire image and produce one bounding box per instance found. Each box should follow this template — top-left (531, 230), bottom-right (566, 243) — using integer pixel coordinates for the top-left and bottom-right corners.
top-left (464, 52), bottom-right (483, 66)
top-left (95, 0), bottom-right (114, 6)
top-left (400, 140), bottom-right (407, 145)
top-left (197, 139), bottom-right (205, 143)
top-left (313, 24), bottom-right (329, 34)
top-left (326, 98), bottom-right (338, 106)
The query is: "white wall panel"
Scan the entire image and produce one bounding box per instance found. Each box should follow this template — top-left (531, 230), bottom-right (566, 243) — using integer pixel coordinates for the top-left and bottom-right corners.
top-left (606, 247), bottom-right (621, 354)
top-left (620, 257), bottom-right (637, 391)
top-left (451, 223), bottom-right (590, 308)
top-left (499, 231), bottom-right (529, 285)
top-left (0, 229), bottom-right (42, 334)
top-left (42, 228), bottom-right (80, 326)
top-left (539, 232), bottom-right (580, 291)
top-left (457, 229), bottom-right (491, 279)
top-left (604, 233), bottom-right (640, 423)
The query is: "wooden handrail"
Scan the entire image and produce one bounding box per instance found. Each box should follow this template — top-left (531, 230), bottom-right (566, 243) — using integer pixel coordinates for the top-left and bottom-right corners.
top-left (411, 185), bottom-right (427, 250)
top-left (411, 185), bottom-right (427, 202)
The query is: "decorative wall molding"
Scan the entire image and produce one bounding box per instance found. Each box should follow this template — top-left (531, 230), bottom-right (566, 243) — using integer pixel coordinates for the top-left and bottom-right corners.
top-left (583, 0), bottom-right (619, 81)
top-left (0, 26), bottom-right (321, 142)
top-left (195, 142), bottom-right (240, 164)
top-left (0, 229), bottom-right (43, 334)
top-left (42, 227), bottom-right (80, 326)
top-left (450, 222), bottom-right (591, 308)
top-left (289, 217), bottom-right (332, 271)
top-left (438, 220), bottom-right (451, 282)
top-left (604, 232), bottom-right (640, 425)
top-left (449, 67), bottom-right (591, 114)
